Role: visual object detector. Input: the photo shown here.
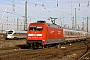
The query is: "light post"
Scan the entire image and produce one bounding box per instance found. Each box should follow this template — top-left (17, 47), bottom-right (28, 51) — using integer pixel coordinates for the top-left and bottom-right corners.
top-left (24, 1), bottom-right (27, 31)
top-left (75, 8), bottom-right (76, 29)
top-left (82, 17), bottom-right (89, 32)
top-left (86, 17), bottom-right (88, 32)
top-left (7, 17), bottom-right (8, 30)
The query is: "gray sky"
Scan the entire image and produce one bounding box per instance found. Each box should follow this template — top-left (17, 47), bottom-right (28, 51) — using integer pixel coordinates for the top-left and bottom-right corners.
top-left (0, 0), bottom-right (90, 32)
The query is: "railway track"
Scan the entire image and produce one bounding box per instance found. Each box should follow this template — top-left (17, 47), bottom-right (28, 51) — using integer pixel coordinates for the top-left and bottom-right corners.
top-left (78, 39), bottom-right (90, 60)
top-left (0, 39), bottom-right (89, 60)
top-left (0, 46), bottom-right (20, 50)
top-left (0, 39), bottom-right (26, 48)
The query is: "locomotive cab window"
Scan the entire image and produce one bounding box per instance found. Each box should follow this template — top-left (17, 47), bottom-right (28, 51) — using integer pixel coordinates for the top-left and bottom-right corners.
top-left (8, 31), bottom-right (13, 34)
top-left (36, 26), bottom-right (43, 31)
top-left (30, 26), bottom-right (36, 31)
top-left (30, 26), bottom-right (43, 31)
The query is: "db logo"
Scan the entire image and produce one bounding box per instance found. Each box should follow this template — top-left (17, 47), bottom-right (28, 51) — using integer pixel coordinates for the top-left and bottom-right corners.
top-left (33, 34), bottom-right (37, 36)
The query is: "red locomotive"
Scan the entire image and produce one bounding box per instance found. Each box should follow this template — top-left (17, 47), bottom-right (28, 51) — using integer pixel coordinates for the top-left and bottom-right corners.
top-left (26, 21), bottom-right (87, 48)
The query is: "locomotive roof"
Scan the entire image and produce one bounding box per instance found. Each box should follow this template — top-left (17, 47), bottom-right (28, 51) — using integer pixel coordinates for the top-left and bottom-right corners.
top-left (30, 22), bottom-right (61, 28)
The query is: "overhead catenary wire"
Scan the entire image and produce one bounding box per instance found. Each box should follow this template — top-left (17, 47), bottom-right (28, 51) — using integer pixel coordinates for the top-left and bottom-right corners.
top-left (0, 0), bottom-right (89, 30)
top-left (0, 0), bottom-right (80, 20)
top-left (0, 0), bottom-right (89, 21)
top-left (0, 1), bottom-right (49, 19)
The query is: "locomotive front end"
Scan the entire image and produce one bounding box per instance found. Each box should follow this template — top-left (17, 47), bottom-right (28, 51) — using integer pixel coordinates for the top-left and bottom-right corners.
top-left (27, 21), bottom-right (47, 48)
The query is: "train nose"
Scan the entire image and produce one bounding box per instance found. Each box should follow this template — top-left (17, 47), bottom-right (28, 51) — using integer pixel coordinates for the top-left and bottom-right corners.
top-left (7, 35), bottom-right (12, 38)
top-left (27, 34), bottom-right (42, 40)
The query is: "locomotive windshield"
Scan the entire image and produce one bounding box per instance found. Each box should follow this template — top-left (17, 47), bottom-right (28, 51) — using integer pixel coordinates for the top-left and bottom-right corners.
top-left (8, 31), bottom-right (13, 34)
top-left (30, 26), bottom-right (43, 31)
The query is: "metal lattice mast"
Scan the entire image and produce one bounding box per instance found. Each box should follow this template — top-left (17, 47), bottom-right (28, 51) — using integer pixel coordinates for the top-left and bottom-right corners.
top-left (24, 1), bottom-right (27, 31)
top-left (75, 8), bottom-right (76, 29)
top-left (86, 17), bottom-right (88, 32)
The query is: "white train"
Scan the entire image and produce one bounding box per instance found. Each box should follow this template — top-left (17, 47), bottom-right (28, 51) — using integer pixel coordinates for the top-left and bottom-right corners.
top-left (6, 30), bottom-right (27, 39)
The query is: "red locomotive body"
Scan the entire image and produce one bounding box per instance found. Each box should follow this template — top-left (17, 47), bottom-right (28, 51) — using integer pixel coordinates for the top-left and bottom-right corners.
top-left (26, 21), bottom-right (64, 48)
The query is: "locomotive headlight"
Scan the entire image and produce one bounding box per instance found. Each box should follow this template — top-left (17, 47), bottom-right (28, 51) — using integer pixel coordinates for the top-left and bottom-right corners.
top-left (43, 40), bottom-right (45, 41)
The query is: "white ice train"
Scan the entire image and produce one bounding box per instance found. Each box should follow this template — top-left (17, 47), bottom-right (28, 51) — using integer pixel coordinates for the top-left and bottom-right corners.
top-left (6, 30), bottom-right (27, 39)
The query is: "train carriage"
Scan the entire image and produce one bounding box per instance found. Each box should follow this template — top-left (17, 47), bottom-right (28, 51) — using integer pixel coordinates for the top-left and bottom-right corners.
top-left (63, 28), bottom-right (87, 42)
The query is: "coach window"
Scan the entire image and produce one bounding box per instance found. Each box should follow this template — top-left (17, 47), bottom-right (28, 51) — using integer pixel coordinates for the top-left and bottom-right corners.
top-left (68, 32), bottom-right (69, 35)
top-left (66, 31), bottom-right (68, 36)
top-left (80, 33), bottom-right (82, 36)
top-left (65, 31), bottom-right (67, 36)
top-left (71, 32), bottom-right (72, 35)
top-left (70, 32), bottom-right (72, 35)
top-left (74, 32), bottom-right (76, 36)
top-left (77, 33), bottom-right (78, 35)
top-left (80, 33), bottom-right (81, 36)
top-left (72, 32), bottom-right (74, 36)
top-left (70, 32), bottom-right (71, 35)
top-left (65, 31), bottom-right (68, 35)
top-left (69, 32), bottom-right (70, 35)
top-left (73, 32), bottom-right (74, 36)
top-left (78, 32), bottom-right (79, 35)
top-left (81, 33), bottom-right (82, 36)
